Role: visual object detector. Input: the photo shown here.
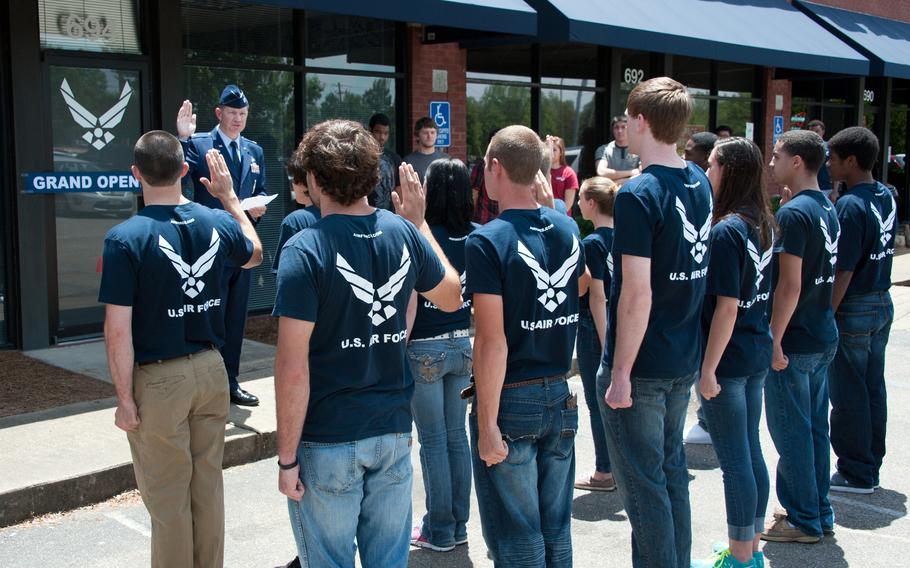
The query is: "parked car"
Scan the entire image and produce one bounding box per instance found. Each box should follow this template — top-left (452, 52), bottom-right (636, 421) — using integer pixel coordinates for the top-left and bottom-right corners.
top-left (53, 151), bottom-right (136, 217)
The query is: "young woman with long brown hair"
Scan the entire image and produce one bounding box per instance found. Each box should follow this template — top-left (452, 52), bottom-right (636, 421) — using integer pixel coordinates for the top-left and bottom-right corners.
top-left (693, 137), bottom-right (776, 568)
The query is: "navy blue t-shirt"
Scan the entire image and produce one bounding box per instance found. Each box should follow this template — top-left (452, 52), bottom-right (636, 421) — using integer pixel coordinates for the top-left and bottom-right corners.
top-left (580, 227), bottom-right (613, 314)
top-left (411, 223), bottom-right (478, 340)
top-left (835, 182), bottom-right (895, 298)
top-left (99, 202), bottom-right (254, 363)
top-left (603, 162), bottom-right (713, 378)
top-left (465, 207), bottom-right (585, 384)
top-left (774, 190), bottom-right (839, 354)
top-left (271, 206), bottom-right (321, 273)
top-left (701, 214), bottom-right (773, 378)
top-left (273, 210), bottom-right (446, 443)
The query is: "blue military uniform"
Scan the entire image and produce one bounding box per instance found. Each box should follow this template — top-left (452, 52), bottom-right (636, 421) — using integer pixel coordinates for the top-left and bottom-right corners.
top-left (181, 85), bottom-right (267, 402)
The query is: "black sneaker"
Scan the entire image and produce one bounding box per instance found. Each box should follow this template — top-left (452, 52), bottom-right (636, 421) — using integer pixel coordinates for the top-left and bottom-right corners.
top-left (830, 471), bottom-right (873, 494)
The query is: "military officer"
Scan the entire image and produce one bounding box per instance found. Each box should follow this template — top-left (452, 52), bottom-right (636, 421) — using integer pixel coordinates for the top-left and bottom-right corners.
top-left (176, 85), bottom-right (267, 406)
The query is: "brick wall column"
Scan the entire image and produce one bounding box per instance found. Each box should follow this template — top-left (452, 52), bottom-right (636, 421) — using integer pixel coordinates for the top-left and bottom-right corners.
top-left (761, 68), bottom-right (792, 192)
top-left (407, 26), bottom-right (467, 162)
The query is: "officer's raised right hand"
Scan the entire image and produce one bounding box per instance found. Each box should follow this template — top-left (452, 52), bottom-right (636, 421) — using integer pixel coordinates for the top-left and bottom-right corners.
top-left (200, 150), bottom-right (237, 203)
top-left (176, 100), bottom-right (197, 140)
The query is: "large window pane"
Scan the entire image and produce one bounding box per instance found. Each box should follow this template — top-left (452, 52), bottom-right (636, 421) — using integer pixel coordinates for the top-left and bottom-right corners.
top-left (614, 49), bottom-right (654, 117)
top-left (542, 44), bottom-right (597, 87)
top-left (305, 74), bottom-right (396, 147)
top-left (50, 66), bottom-right (141, 332)
top-left (183, 0), bottom-right (293, 65)
top-left (184, 66), bottom-right (296, 311)
top-left (39, 0), bottom-right (141, 54)
top-left (717, 99), bottom-right (754, 137)
top-left (718, 62), bottom-right (754, 98)
top-left (674, 56), bottom-right (711, 93)
top-left (305, 12), bottom-right (395, 72)
top-left (683, 97), bottom-right (710, 149)
top-left (466, 83), bottom-right (531, 161)
top-left (541, 88), bottom-right (595, 147)
top-left (467, 45), bottom-right (531, 80)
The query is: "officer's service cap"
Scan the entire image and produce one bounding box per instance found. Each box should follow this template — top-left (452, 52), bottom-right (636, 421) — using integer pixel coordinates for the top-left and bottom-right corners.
top-left (220, 85), bottom-right (248, 109)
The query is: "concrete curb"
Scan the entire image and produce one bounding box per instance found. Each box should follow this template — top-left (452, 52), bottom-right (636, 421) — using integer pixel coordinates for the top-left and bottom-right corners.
top-left (0, 428), bottom-right (277, 528)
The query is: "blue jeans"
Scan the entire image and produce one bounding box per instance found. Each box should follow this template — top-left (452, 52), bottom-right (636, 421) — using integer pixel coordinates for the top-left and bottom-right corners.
top-left (407, 336), bottom-right (473, 547)
top-left (700, 370), bottom-right (770, 542)
top-left (596, 365), bottom-right (696, 568)
top-left (575, 311), bottom-right (611, 473)
top-left (829, 291), bottom-right (892, 487)
top-left (470, 378), bottom-right (577, 567)
top-left (765, 346), bottom-right (837, 537)
top-left (287, 433), bottom-right (413, 568)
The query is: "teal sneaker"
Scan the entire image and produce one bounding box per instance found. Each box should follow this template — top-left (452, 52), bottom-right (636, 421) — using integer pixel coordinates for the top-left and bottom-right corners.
top-left (692, 548), bottom-right (755, 568)
top-left (753, 551), bottom-right (765, 568)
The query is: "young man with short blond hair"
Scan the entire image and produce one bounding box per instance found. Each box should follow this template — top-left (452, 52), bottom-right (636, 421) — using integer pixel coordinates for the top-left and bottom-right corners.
top-left (597, 77), bottom-right (712, 568)
top-left (466, 125), bottom-right (588, 566)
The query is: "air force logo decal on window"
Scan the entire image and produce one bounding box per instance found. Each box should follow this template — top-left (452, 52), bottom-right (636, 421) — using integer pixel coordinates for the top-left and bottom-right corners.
top-left (336, 245), bottom-right (412, 326)
top-left (60, 79), bottom-right (134, 151)
top-left (159, 229), bottom-right (221, 299)
top-left (517, 237), bottom-right (580, 313)
top-left (675, 196), bottom-right (712, 264)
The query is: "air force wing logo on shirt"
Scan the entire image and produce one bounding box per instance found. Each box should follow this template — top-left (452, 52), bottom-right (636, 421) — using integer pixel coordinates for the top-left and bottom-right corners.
top-left (871, 192), bottom-right (897, 247)
top-left (336, 245), bottom-right (411, 326)
top-left (746, 238), bottom-right (773, 289)
top-left (675, 197), bottom-right (712, 264)
top-left (819, 217), bottom-right (840, 266)
top-left (606, 252), bottom-right (614, 279)
top-left (517, 237), bottom-right (580, 313)
top-left (159, 229), bottom-right (221, 299)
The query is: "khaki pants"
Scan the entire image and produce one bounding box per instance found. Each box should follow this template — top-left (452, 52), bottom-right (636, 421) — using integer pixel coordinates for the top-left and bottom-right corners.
top-left (127, 347), bottom-right (229, 568)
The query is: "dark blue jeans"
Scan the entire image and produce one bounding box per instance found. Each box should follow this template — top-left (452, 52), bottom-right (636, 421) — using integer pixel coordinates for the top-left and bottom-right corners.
top-left (576, 311), bottom-right (611, 473)
top-left (829, 291), bottom-right (892, 487)
top-left (700, 370), bottom-right (770, 542)
top-left (596, 365), bottom-right (696, 568)
top-left (765, 345), bottom-right (837, 537)
top-left (470, 378), bottom-right (577, 567)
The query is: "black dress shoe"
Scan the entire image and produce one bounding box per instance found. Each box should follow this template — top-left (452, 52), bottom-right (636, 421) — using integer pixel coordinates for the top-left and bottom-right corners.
top-left (230, 387), bottom-right (259, 406)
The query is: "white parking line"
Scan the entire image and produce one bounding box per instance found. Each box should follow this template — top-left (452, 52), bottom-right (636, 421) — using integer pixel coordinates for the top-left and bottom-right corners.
top-left (104, 512), bottom-right (151, 538)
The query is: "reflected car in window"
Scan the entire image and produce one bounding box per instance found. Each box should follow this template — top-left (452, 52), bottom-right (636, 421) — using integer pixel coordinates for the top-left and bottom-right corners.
top-left (53, 151), bottom-right (135, 217)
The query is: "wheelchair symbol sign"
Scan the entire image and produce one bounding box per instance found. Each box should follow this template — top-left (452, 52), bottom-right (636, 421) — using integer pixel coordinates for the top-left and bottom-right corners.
top-left (773, 115), bottom-right (784, 145)
top-left (430, 101), bottom-right (451, 147)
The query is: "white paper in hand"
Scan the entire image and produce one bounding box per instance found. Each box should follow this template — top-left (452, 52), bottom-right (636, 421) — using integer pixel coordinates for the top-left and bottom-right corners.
top-left (240, 193), bottom-right (278, 211)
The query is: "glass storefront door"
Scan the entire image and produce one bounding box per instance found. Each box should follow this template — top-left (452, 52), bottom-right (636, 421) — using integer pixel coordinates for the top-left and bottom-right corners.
top-left (50, 64), bottom-right (143, 337)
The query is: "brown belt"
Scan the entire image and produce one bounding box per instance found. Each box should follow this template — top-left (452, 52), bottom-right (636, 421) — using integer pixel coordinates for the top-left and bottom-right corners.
top-left (460, 374), bottom-right (567, 399)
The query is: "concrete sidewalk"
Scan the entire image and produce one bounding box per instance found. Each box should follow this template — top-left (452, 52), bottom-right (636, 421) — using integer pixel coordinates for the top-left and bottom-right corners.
top-left (3, 252), bottom-right (910, 528)
top-left (0, 340), bottom-right (278, 527)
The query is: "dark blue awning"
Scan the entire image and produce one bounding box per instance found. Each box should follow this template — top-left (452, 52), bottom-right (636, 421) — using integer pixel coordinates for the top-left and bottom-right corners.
top-left (796, 1), bottom-right (910, 80)
top-left (527, 0), bottom-right (868, 75)
top-left (260, 0), bottom-right (537, 36)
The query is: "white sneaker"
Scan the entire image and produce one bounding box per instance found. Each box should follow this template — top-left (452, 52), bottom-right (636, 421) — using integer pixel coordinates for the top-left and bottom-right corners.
top-left (684, 423), bottom-right (713, 445)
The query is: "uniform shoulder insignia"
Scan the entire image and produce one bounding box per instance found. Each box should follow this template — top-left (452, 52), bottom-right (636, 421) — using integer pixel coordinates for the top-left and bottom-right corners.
top-left (190, 132), bottom-right (212, 139)
top-left (246, 138), bottom-right (259, 146)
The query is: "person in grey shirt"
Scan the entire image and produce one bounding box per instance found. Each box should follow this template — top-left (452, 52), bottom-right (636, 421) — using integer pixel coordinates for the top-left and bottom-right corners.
top-left (403, 116), bottom-right (450, 184)
top-left (595, 115), bottom-right (641, 186)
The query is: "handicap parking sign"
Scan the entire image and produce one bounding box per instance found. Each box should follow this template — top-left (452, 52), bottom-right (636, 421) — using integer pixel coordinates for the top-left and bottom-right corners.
top-left (430, 101), bottom-right (450, 148)
top-left (773, 115), bottom-right (784, 145)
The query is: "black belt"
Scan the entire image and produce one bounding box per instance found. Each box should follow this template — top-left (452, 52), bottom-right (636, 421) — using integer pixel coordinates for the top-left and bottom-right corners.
top-left (137, 344), bottom-right (216, 367)
top-left (460, 374), bottom-right (567, 400)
